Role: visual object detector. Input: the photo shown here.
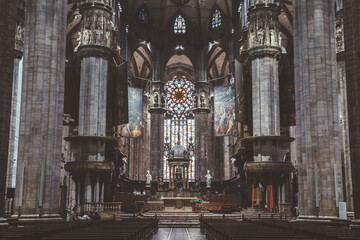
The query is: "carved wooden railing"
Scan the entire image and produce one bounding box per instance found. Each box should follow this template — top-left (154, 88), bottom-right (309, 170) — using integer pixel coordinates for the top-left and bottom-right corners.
top-left (84, 202), bottom-right (122, 212)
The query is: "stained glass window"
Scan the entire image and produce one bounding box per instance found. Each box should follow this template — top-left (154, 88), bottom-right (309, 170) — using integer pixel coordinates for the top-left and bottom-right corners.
top-left (138, 9), bottom-right (148, 24)
top-left (212, 9), bottom-right (222, 28)
top-left (163, 76), bottom-right (195, 181)
top-left (174, 15), bottom-right (186, 34)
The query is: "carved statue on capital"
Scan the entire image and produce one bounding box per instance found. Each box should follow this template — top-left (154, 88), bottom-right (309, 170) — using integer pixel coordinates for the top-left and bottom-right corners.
top-left (153, 91), bottom-right (159, 107)
top-left (336, 22), bottom-right (344, 53)
top-left (269, 28), bottom-right (276, 46)
top-left (200, 91), bottom-right (206, 108)
top-left (193, 94), bottom-right (198, 108)
top-left (77, 2), bottom-right (113, 51)
top-left (15, 24), bottom-right (24, 52)
top-left (257, 26), bottom-right (265, 45)
top-left (161, 92), bottom-right (167, 108)
top-left (335, 10), bottom-right (345, 53)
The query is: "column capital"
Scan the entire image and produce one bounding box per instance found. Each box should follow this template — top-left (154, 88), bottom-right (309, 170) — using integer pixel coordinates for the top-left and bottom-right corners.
top-left (75, 0), bottom-right (113, 58)
top-left (247, 3), bottom-right (281, 59)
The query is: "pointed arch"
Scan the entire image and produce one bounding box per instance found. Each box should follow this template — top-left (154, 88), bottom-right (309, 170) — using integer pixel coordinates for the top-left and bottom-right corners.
top-left (207, 45), bottom-right (229, 80)
top-left (129, 45), bottom-right (153, 80)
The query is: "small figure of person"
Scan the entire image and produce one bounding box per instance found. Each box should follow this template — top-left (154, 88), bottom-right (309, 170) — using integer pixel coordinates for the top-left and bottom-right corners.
top-left (205, 170), bottom-right (212, 188)
top-left (146, 170), bottom-right (152, 187)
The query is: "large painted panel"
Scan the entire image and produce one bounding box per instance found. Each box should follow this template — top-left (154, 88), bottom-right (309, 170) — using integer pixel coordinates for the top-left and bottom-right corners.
top-left (120, 87), bottom-right (143, 138)
top-left (214, 85), bottom-right (238, 136)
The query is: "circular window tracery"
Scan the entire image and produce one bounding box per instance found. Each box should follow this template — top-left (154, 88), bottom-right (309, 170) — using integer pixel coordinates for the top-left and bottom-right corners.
top-left (165, 75), bottom-right (194, 118)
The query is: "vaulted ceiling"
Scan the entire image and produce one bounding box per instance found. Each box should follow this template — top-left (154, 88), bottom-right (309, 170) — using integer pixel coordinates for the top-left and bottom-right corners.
top-left (128, 0), bottom-right (233, 32)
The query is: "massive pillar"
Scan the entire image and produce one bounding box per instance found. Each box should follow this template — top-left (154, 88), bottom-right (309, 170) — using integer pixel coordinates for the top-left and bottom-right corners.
top-left (0, 0), bottom-right (17, 225)
top-left (149, 82), bottom-right (165, 178)
top-left (335, 7), bottom-right (353, 214)
top-left (194, 82), bottom-right (210, 179)
top-left (244, 0), bottom-right (294, 212)
top-left (14, 0), bottom-right (67, 220)
top-left (65, 0), bottom-right (115, 210)
top-left (294, 0), bottom-right (343, 218)
top-left (343, 0), bottom-right (360, 222)
top-left (7, 1), bottom-right (25, 191)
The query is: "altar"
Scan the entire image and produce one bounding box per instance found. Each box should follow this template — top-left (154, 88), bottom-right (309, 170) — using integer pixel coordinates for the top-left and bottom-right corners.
top-left (161, 197), bottom-right (198, 209)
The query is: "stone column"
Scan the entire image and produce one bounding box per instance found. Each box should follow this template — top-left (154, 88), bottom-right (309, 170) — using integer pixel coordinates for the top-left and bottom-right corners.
top-left (343, 0), bottom-right (360, 222)
top-left (244, 1), bottom-right (294, 213)
top-left (335, 8), bottom-right (353, 214)
top-left (65, 0), bottom-right (115, 210)
top-left (294, 0), bottom-right (343, 218)
top-left (7, 2), bottom-right (24, 192)
top-left (193, 82), bottom-right (210, 179)
top-left (149, 82), bottom-right (165, 178)
top-left (14, 0), bottom-right (67, 219)
top-left (0, 0), bottom-right (17, 225)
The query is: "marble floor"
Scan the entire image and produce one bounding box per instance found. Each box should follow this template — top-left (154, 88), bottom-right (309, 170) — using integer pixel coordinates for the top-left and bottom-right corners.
top-left (152, 228), bottom-right (207, 240)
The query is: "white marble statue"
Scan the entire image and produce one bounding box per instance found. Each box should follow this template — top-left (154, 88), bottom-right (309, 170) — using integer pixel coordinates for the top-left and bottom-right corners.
top-left (278, 32), bottom-right (282, 47)
top-left (105, 30), bottom-right (111, 47)
top-left (200, 92), bottom-right (206, 107)
top-left (257, 27), bottom-right (265, 45)
top-left (205, 170), bottom-right (212, 188)
top-left (249, 29), bottom-right (255, 47)
top-left (82, 28), bottom-right (90, 45)
top-left (146, 170), bottom-right (152, 186)
top-left (270, 28), bottom-right (276, 46)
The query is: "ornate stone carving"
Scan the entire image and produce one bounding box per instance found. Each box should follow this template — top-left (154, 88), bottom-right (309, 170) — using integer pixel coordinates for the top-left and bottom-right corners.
top-left (77, 1), bottom-right (113, 55)
top-left (335, 10), bottom-right (345, 53)
top-left (15, 24), bottom-right (24, 53)
top-left (193, 94), bottom-right (198, 108)
top-left (247, 4), bottom-right (281, 59)
top-left (153, 91), bottom-right (159, 107)
top-left (200, 91), bottom-right (206, 108)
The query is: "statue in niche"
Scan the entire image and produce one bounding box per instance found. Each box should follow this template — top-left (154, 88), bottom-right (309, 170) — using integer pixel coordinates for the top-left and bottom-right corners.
top-left (269, 28), bottom-right (276, 46)
top-left (200, 92), bottom-right (206, 107)
top-left (105, 30), bottom-right (111, 47)
top-left (95, 13), bottom-right (103, 44)
top-left (205, 170), bottom-right (212, 188)
top-left (82, 27), bottom-right (90, 45)
top-left (257, 26), bottom-right (265, 45)
top-left (145, 170), bottom-right (152, 186)
top-left (278, 32), bottom-right (282, 47)
top-left (249, 28), bottom-right (255, 47)
top-left (336, 25), bottom-right (344, 51)
top-left (15, 25), bottom-right (24, 41)
top-left (193, 95), bottom-right (198, 108)
top-left (153, 91), bottom-right (159, 107)
top-left (161, 93), bottom-right (166, 108)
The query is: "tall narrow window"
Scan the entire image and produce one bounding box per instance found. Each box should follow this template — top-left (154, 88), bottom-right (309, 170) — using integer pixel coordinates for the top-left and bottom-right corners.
top-left (164, 76), bottom-right (195, 181)
top-left (174, 15), bottom-right (186, 34)
top-left (212, 9), bottom-right (222, 28)
top-left (138, 9), bottom-right (148, 24)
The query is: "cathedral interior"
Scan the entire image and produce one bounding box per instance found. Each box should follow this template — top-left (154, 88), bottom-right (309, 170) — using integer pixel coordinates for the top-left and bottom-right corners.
top-left (1, 0), bottom-right (360, 239)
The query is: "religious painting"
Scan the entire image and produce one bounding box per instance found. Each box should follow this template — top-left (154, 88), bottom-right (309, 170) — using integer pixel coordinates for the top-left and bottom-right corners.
top-left (120, 87), bottom-right (143, 138)
top-left (214, 85), bottom-right (238, 136)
